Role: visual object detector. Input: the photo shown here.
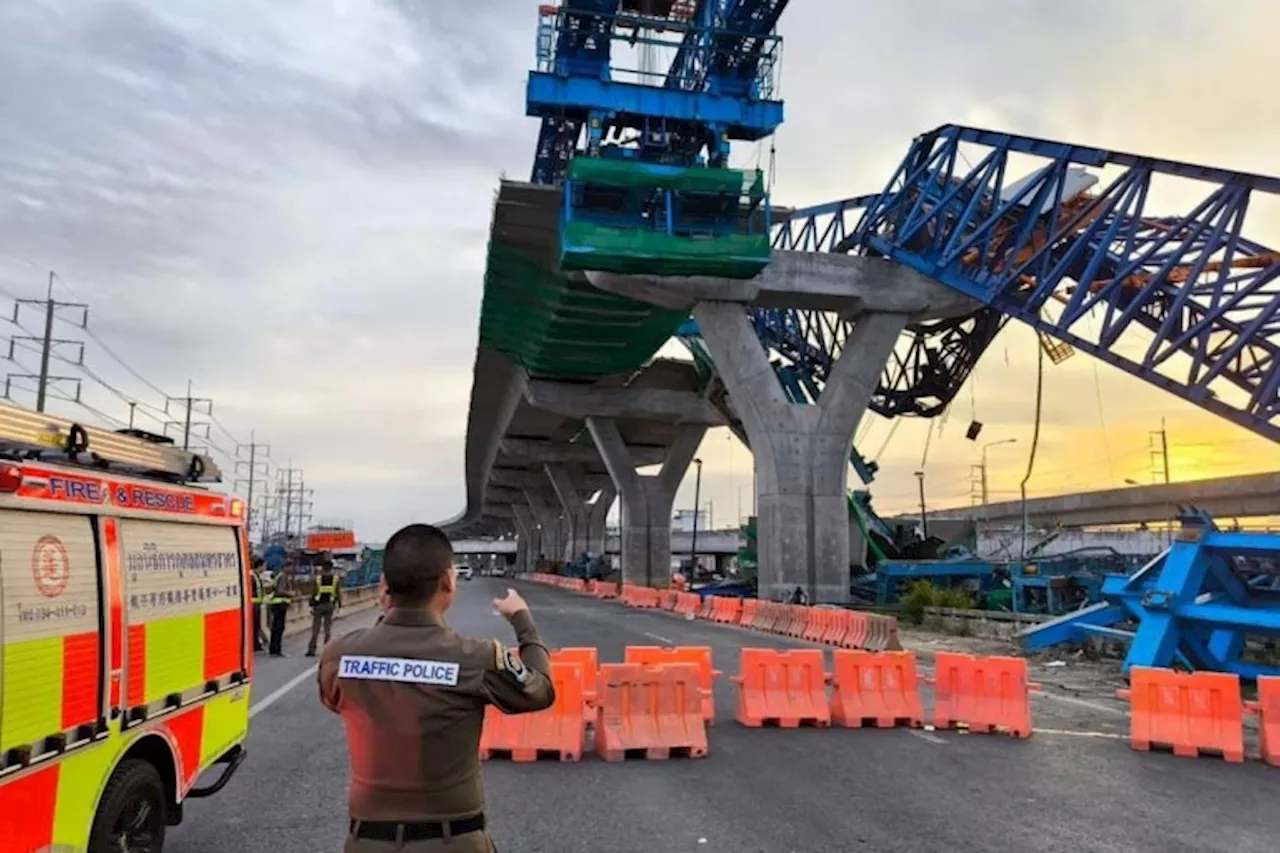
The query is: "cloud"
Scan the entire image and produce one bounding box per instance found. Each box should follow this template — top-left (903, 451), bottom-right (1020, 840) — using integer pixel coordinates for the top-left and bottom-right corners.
top-left (0, 0), bottom-right (1274, 542)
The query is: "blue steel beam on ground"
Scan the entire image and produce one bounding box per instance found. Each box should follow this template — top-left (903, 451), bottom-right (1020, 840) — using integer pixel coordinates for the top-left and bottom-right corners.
top-left (1022, 509), bottom-right (1280, 679)
top-left (774, 125), bottom-right (1280, 441)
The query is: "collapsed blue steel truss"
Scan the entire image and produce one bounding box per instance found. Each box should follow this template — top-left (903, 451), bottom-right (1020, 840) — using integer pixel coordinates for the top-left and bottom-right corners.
top-left (770, 126), bottom-right (1280, 441)
top-left (1022, 509), bottom-right (1280, 679)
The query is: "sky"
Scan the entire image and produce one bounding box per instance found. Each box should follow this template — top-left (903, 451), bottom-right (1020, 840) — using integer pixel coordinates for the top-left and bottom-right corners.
top-left (0, 0), bottom-right (1276, 541)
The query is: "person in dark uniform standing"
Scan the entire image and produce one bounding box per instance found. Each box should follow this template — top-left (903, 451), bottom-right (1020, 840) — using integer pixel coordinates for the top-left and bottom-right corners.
top-left (318, 524), bottom-right (555, 852)
top-left (267, 561), bottom-right (296, 656)
top-left (250, 557), bottom-right (267, 652)
top-left (306, 558), bottom-right (343, 657)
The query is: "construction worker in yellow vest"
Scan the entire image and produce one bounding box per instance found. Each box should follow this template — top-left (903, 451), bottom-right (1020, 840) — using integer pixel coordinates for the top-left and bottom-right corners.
top-left (250, 557), bottom-right (267, 652)
top-left (306, 558), bottom-right (343, 657)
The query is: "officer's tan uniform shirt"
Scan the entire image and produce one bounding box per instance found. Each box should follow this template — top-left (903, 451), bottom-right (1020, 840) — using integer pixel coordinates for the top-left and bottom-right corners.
top-left (318, 607), bottom-right (554, 822)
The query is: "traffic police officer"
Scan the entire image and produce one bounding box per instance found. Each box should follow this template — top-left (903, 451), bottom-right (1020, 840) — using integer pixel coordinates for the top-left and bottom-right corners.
top-left (267, 561), bottom-right (296, 656)
top-left (306, 558), bottom-right (343, 656)
top-left (319, 524), bottom-right (554, 851)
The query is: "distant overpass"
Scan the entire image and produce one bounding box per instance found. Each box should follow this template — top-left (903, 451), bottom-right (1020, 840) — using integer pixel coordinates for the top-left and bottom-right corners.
top-left (451, 529), bottom-right (743, 556)
top-left (925, 471), bottom-right (1280, 528)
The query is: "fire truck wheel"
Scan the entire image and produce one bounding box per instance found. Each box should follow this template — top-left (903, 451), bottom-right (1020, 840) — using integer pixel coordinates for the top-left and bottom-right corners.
top-left (89, 759), bottom-right (168, 853)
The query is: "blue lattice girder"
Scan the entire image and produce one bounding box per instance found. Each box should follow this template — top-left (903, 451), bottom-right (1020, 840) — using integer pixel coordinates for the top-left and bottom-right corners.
top-left (839, 125), bottom-right (1280, 441)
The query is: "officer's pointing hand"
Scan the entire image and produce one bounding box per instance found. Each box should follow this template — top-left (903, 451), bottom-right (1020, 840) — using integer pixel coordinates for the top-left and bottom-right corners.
top-left (492, 588), bottom-right (529, 619)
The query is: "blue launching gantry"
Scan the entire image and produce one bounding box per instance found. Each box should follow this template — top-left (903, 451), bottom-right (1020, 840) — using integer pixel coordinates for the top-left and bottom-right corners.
top-left (1022, 509), bottom-right (1280, 679)
top-left (526, 0), bottom-right (787, 278)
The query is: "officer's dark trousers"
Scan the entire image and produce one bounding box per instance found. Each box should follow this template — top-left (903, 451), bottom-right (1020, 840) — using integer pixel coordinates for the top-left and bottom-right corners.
top-left (344, 831), bottom-right (496, 852)
top-left (306, 604), bottom-right (335, 655)
top-left (252, 604), bottom-right (264, 650)
top-left (268, 602), bottom-right (289, 654)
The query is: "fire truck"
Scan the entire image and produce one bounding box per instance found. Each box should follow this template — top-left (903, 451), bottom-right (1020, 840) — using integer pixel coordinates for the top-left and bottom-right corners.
top-left (0, 400), bottom-right (252, 852)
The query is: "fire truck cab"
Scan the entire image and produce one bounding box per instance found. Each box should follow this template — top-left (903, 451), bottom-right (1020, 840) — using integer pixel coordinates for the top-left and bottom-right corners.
top-left (0, 401), bottom-right (252, 852)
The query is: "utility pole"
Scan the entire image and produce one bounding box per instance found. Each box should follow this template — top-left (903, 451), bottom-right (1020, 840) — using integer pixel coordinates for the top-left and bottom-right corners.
top-left (1148, 420), bottom-right (1171, 484)
top-left (164, 381), bottom-right (213, 450)
top-left (8, 271), bottom-right (87, 411)
top-left (914, 470), bottom-right (929, 538)
top-left (234, 433), bottom-right (270, 540)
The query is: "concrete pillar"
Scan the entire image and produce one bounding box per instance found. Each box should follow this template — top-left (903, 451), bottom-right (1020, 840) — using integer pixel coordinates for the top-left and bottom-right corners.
top-left (693, 301), bottom-right (907, 603)
top-left (583, 484), bottom-right (616, 555)
top-left (587, 418), bottom-right (705, 588)
top-left (512, 505), bottom-right (535, 573)
top-left (545, 464), bottom-right (588, 561)
top-left (523, 490), bottom-right (562, 565)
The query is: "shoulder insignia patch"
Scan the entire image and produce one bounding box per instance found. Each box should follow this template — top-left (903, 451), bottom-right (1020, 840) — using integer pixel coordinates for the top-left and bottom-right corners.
top-left (502, 646), bottom-right (530, 684)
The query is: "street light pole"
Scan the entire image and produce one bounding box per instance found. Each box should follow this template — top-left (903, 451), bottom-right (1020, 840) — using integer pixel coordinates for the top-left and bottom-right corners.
top-left (981, 438), bottom-right (1018, 505)
top-left (690, 457), bottom-right (703, 578)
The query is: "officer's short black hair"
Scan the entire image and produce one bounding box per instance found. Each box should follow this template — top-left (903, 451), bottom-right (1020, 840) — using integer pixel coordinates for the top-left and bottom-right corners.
top-left (252, 557), bottom-right (264, 569)
top-left (383, 524), bottom-right (454, 600)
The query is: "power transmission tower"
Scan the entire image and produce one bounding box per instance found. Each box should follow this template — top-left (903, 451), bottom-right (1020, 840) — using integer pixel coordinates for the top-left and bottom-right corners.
top-left (234, 433), bottom-right (270, 539)
top-left (164, 380), bottom-right (213, 451)
top-left (8, 271), bottom-right (88, 411)
top-left (275, 467), bottom-right (312, 546)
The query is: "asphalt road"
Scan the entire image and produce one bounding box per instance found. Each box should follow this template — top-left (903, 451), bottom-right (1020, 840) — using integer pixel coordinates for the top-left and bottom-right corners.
top-left (168, 578), bottom-right (1279, 853)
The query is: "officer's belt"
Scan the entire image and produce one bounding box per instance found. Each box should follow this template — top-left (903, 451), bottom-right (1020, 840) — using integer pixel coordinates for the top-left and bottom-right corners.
top-left (349, 813), bottom-right (485, 842)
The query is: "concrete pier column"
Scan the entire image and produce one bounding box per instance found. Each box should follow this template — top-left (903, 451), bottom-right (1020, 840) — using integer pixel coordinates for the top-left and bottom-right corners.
top-left (545, 464), bottom-right (588, 561)
top-left (523, 490), bottom-right (562, 565)
top-left (693, 301), bottom-right (907, 602)
top-left (587, 418), bottom-right (705, 587)
top-left (584, 483), bottom-right (616, 554)
top-left (512, 505), bottom-right (536, 573)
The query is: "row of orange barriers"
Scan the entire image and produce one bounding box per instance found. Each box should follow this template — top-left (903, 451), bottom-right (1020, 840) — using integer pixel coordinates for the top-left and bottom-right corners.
top-left (527, 575), bottom-right (903, 653)
top-left (734, 647), bottom-right (1035, 737)
top-left (1119, 667), bottom-right (1279, 766)
top-left (478, 645), bottom-right (714, 763)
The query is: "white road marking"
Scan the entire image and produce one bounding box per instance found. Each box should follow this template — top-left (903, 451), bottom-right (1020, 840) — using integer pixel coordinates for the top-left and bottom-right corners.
top-left (641, 631), bottom-right (675, 644)
top-left (1034, 691), bottom-right (1127, 717)
top-left (907, 729), bottom-right (947, 744)
top-left (1033, 727), bottom-right (1128, 740)
top-left (250, 665), bottom-right (319, 718)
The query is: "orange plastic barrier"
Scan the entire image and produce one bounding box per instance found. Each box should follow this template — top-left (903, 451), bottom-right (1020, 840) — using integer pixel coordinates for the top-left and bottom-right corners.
top-left (1247, 676), bottom-right (1280, 767)
top-left (753, 600), bottom-right (777, 631)
top-left (551, 647), bottom-right (600, 706)
top-left (661, 589), bottom-right (679, 610)
top-left (716, 597), bottom-right (742, 624)
top-left (624, 645), bottom-right (720, 724)
top-left (788, 605), bottom-right (810, 638)
top-left (1120, 667), bottom-right (1245, 762)
top-left (738, 598), bottom-right (760, 628)
top-left (931, 652), bottom-right (1034, 738)
top-left (623, 585), bottom-right (662, 608)
top-left (732, 648), bottom-right (830, 728)
top-left (480, 660), bottom-right (587, 761)
top-left (594, 581), bottom-right (619, 599)
top-left (697, 595), bottom-right (715, 620)
top-left (829, 650), bottom-right (924, 729)
top-left (802, 608), bottom-right (826, 643)
top-left (839, 611), bottom-right (869, 649)
top-left (595, 662), bottom-right (709, 761)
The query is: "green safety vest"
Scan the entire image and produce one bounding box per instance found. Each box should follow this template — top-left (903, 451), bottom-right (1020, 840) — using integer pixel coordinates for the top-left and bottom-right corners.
top-left (250, 571), bottom-right (264, 604)
top-left (313, 574), bottom-right (337, 605)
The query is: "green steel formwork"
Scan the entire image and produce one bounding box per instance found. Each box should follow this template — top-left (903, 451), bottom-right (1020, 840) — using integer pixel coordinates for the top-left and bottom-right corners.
top-left (559, 222), bottom-right (771, 278)
top-left (560, 158), bottom-right (772, 279)
top-left (478, 240), bottom-right (687, 380)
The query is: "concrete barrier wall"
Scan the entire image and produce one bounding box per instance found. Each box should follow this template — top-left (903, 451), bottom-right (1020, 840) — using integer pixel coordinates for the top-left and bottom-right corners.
top-left (280, 584), bottom-right (381, 639)
top-left (920, 606), bottom-right (1050, 641)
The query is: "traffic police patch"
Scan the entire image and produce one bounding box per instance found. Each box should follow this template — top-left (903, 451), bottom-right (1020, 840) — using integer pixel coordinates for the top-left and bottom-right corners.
top-left (494, 641), bottom-right (531, 684)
